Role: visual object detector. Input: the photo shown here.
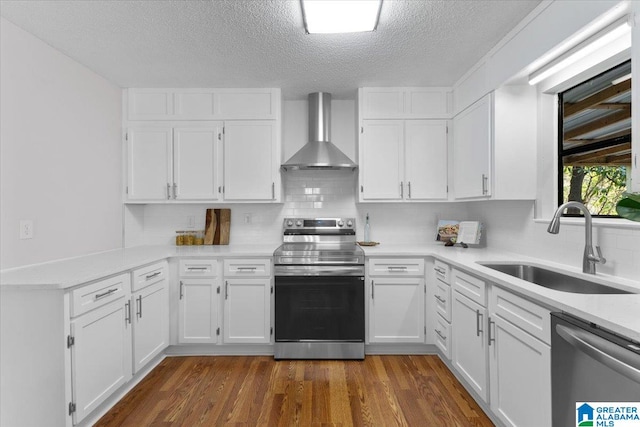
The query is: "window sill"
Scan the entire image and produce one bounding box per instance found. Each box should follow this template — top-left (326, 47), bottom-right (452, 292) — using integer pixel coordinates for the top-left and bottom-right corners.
top-left (533, 217), bottom-right (640, 230)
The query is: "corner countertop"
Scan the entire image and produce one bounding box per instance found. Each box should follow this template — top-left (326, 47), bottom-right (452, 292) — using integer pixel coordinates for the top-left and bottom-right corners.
top-left (2, 242), bottom-right (639, 343)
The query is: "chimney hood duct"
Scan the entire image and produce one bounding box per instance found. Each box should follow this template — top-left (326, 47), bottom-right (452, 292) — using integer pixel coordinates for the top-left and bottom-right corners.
top-left (281, 92), bottom-right (357, 171)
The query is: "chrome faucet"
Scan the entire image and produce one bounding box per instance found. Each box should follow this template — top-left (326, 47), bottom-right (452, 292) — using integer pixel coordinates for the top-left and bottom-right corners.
top-left (547, 201), bottom-right (606, 274)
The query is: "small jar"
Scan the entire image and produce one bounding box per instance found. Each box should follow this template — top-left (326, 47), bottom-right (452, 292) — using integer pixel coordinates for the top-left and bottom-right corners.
top-left (175, 231), bottom-right (185, 246)
top-left (184, 231), bottom-right (195, 246)
top-left (195, 230), bottom-right (205, 245)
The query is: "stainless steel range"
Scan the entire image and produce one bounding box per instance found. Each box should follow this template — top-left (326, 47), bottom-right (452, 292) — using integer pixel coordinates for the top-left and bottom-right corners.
top-left (273, 218), bottom-right (365, 360)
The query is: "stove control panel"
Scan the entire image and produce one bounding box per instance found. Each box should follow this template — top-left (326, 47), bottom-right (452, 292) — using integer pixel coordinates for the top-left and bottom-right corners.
top-left (283, 218), bottom-right (356, 231)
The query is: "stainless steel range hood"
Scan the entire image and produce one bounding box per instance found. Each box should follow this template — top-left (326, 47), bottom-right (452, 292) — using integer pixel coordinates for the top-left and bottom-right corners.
top-left (281, 92), bottom-right (357, 171)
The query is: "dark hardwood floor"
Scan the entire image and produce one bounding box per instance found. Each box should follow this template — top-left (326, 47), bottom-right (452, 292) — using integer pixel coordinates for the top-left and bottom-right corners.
top-left (95, 355), bottom-right (494, 426)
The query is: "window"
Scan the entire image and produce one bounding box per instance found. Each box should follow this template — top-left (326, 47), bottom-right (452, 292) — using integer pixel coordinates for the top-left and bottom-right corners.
top-left (558, 60), bottom-right (631, 216)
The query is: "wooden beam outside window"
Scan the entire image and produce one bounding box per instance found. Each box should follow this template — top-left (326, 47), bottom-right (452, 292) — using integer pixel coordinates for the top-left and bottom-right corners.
top-left (563, 108), bottom-right (631, 140)
top-left (563, 79), bottom-right (631, 118)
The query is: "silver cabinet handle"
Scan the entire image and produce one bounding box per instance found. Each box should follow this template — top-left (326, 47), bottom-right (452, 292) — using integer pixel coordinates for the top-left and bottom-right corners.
top-left (179, 281), bottom-right (184, 300)
top-left (237, 266), bottom-right (257, 271)
top-left (476, 309), bottom-right (483, 336)
top-left (173, 183), bottom-right (177, 199)
top-left (167, 183), bottom-right (171, 200)
top-left (136, 295), bottom-right (142, 318)
top-left (187, 266), bottom-right (208, 271)
top-left (145, 271), bottom-right (161, 280)
top-left (434, 295), bottom-right (446, 303)
top-left (408, 181), bottom-right (411, 198)
top-left (95, 288), bottom-right (118, 300)
top-left (225, 281), bottom-right (229, 300)
top-left (488, 317), bottom-right (495, 345)
top-left (434, 267), bottom-right (446, 274)
top-left (435, 329), bottom-right (447, 340)
top-left (481, 174), bottom-right (488, 195)
top-left (556, 323), bottom-right (640, 384)
top-left (387, 266), bottom-right (408, 271)
top-left (400, 182), bottom-right (404, 198)
top-left (125, 300), bottom-right (131, 324)
top-left (272, 182), bottom-right (275, 199)
top-left (371, 280), bottom-right (374, 299)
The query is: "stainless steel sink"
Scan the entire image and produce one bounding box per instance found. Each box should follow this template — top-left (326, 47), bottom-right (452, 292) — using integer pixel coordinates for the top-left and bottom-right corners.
top-left (478, 262), bottom-right (632, 294)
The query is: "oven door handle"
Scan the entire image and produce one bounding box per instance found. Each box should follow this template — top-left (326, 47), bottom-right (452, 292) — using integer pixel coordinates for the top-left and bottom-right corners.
top-left (556, 323), bottom-right (640, 384)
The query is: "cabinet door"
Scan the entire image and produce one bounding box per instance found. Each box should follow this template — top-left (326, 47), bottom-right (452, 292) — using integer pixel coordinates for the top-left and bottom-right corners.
top-left (360, 120), bottom-right (404, 200)
top-left (224, 278), bottom-right (271, 344)
top-left (132, 281), bottom-right (168, 374)
top-left (369, 277), bottom-right (425, 343)
top-left (70, 299), bottom-right (132, 424)
top-left (489, 315), bottom-right (551, 427)
top-left (453, 94), bottom-right (492, 199)
top-left (405, 120), bottom-right (448, 200)
top-left (127, 127), bottom-right (173, 200)
top-left (223, 121), bottom-right (277, 201)
top-left (178, 279), bottom-right (219, 344)
top-left (173, 125), bottom-right (221, 200)
top-left (452, 290), bottom-right (488, 401)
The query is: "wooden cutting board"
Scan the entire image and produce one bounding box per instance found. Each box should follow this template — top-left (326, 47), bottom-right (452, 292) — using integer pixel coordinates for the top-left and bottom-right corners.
top-left (205, 209), bottom-right (231, 245)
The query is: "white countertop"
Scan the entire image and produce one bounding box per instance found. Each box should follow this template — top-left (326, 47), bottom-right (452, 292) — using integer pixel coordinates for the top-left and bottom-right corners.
top-left (2, 242), bottom-right (639, 342)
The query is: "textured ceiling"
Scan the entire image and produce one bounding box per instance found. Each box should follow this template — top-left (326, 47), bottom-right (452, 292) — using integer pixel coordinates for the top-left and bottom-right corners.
top-left (0, 0), bottom-right (542, 99)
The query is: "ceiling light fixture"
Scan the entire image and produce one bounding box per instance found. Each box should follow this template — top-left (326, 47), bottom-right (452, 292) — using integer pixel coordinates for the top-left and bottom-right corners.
top-left (301, 0), bottom-right (382, 34)
top-left (528, 18), bottom-right (631, 86)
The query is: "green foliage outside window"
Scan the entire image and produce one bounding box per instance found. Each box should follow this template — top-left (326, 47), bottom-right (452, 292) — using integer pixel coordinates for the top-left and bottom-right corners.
top-left (562, 165), bottom-right (627, 215)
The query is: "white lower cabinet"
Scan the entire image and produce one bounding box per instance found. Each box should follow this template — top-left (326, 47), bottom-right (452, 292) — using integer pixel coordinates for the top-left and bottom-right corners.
top-left (132, 281), bottom-right (168, 373)
top-left (178, 278), bottom-right (220, 343)
top-left (223, 278), bottom-right (271, 343)
top-left (70, 286), bottom-right (132, 424)
top-left (177, 259), bottom-right (220, 344)
top-left (452, 290), bottom-right (488, 401)
top-left (488, 286), bottom-right (551, 427)
top-left (222, 258), bottom-right (272, 344)
top-left (368, 258), bottom-right (426, 343)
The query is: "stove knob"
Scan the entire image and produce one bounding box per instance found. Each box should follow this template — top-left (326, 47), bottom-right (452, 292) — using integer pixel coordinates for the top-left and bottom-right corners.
top-left (347, 220), bottom-right (353, 227)
top-left (296, 220), bottom-right (303, 227)
top-left (286, 220), bottom-right (293, 227)
top-left (338, 220), bottom-right (344, 227)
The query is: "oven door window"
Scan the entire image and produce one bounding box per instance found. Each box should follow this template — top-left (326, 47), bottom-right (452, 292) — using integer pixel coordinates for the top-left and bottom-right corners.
top-left (275, 276), bottom-right (364, 342)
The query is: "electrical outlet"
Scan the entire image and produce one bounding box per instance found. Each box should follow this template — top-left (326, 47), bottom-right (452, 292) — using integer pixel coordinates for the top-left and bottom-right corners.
top-left (187, 216), bottom-right (195, 229)
top-left (244, 213), bottom-right (252, 224)
top-left (19, 220), bottom-right (33, 239)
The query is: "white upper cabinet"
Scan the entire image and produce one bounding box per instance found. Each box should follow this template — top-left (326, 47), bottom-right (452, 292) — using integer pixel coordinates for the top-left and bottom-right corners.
top-left (360, 120), bottom-right (405, 200)
top-left (127, 126), bottom-right (173, 201)
top-left (127, 123), bottom-right (221, 202)
top-left (360, 87), bottom-right (452, 119)
top-left (128, 88), bottom-right (280, 120)
top-left (173, 126), bottom-right (220, 200)
top-left (405, 120), bottom-right (448, 200)
top-left (359, 119), bottom-right (448, 202)
top-left (452, 86), bottom-right (537, 200)
top-left (222, 120), bottom-right (279, 201)
top-left (453, 94), bottom-right (492, 199)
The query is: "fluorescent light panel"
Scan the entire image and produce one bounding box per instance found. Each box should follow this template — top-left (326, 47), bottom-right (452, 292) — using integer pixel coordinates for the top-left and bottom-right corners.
top-left (529, 18), bottom-right (631, 86)
top-left (301, 0), bottom-right (382, 34)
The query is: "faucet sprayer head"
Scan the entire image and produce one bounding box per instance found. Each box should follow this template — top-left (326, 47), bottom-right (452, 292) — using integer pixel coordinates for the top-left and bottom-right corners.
top-left (547, 215), bottom-right (561, 234)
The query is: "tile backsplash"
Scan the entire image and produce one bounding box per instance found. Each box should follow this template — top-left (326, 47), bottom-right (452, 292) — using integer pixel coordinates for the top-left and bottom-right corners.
top-left (124, 175), bottom-right (639, 281)
top-left (125, 170), bottom-right (466, 247)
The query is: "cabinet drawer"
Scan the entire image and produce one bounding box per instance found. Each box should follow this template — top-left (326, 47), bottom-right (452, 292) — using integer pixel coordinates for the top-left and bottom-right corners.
top-left (435, 279), bottom-right (452, 322)
top-left (132, 261), bottom-right (167, 292)
top-left (71, 274), bottom-right (130, 317)
top-left (224, 258), bottom-right (271, 277)
top-left (452, 269), bottom-right (486, 306)
top-left (179, 259), bottom-right (217, 278)
top-left (369, 258), bottom-right (425, 276)
top-left (434, 314), bottom-right (451, 360)
top-left (433, 259), bottom-right (450, 284)
top-left (490, 286), bottom-right (551, 344)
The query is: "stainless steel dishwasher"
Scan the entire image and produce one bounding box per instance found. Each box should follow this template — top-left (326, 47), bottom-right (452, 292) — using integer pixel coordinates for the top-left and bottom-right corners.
top-left (552, 313), bottom-right (640, 426)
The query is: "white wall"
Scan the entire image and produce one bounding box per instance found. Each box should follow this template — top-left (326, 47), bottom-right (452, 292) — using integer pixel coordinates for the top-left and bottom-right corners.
top-left (0, 18), bottom-right (123, 269)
